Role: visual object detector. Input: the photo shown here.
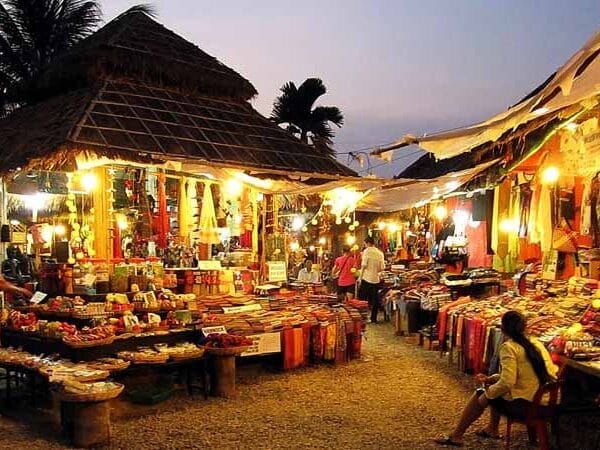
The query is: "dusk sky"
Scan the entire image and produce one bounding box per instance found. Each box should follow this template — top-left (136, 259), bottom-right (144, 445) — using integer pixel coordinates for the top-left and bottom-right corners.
top-left (105, 1), bottom-right (600, 177)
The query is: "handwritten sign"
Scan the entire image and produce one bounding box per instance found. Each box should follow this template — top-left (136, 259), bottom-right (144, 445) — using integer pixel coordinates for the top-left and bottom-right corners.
top-left (222, 304), bottom-right (262, 314)
top-left (267, 261), bottom-right (287, 283)
top-left (241, 332), bottom-right (282, 357)
top-left (201, 325), bottom-right (227, 337)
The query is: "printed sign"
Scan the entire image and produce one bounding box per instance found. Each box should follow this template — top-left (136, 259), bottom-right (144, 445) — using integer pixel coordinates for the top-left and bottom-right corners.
top-left (222, 304), bottom-right (262, 314)
top-left (198, 260), bottom-right (222, 270)
top-left (201, 325), bottom-right (227, 337)
top-left (241, 332), bottom-right (282, 357)
top-left (266, 261), bottom-right (287, 283)
top-left (29, 291), bottom-right (48, 305)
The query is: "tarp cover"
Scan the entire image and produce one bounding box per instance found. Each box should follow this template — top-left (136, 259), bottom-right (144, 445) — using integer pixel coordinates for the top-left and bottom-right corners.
top-left (357, 159), bottom-right (499, 212)
top-left (382, 27), bottom-right (600, 160)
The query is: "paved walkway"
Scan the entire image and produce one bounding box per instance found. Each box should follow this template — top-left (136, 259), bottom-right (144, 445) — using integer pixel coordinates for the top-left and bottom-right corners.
top-left (0, 323), bottom-right (531, 449)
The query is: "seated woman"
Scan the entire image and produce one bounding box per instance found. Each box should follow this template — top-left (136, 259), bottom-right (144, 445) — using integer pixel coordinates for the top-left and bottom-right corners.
top-left (435, 310), bottom-right (558, 447)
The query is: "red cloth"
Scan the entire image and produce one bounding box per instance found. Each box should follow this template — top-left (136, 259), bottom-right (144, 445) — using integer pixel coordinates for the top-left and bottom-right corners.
top-left (301, 323), bottom-right (311, 365)
top-left (282, 328), bottom-right (295, 370)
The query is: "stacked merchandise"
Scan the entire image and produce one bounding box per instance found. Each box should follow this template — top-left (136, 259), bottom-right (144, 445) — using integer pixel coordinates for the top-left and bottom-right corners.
top-left (383, 269), bottom-right (442, 335)
top-left (202, 302), bottom-right (364, 368)
top-left (437, 285), bottom-right (594, 375)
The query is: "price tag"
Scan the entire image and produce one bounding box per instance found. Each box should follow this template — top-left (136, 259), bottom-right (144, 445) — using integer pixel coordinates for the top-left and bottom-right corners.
top-left (201, 325), bottom-right (227, 337)
top-left (29, 291), bottom-right (48, 305)
top-left (222, 304), bottom-right (262, 314)
top-left (241, 332), bottom-right (282, 357)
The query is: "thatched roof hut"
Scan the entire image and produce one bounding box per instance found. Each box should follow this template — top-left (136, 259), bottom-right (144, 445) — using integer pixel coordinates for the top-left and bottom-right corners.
top-left (0, 11), bottom-right (356, 179)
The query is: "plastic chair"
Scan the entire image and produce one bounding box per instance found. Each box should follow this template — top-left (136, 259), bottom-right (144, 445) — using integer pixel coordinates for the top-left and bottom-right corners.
top-left (504, 381), bottom-right (561, 450)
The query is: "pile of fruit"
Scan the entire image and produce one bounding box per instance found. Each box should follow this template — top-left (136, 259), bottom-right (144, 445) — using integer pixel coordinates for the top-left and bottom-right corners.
top-left (63, 325), bottom-right (115, 346)
top-left (46, 296), bottom-right (85, 313)
top-left (38, 321), bottom-right (77, 338)
top-left (203, 333), bottom-right (253, 348)
top-left (7, 311), bottom-right (37, 331)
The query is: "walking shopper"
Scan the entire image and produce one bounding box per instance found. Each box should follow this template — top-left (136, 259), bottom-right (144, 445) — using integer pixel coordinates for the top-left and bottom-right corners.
top-left (358, 236), bottom-right (385, 323)
top-left (435, 311), bottom-right (557, 447)
top-left (332, 245), bottom-right (358, 300)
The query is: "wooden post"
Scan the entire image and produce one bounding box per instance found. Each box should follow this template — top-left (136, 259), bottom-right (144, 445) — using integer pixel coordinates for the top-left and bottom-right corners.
top-left (61, 400), bottom-right (111, 447)
top-left (210, 355), bottom-right (237, 398)
top-left (260, 198), bottom-right (267, 283)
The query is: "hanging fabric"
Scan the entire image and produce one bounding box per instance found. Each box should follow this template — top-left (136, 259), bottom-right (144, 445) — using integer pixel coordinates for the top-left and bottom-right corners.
top-left (198, 183), bottom-right (220, 245)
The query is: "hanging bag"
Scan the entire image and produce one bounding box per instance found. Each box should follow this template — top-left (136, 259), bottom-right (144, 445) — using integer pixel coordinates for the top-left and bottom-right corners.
top-left (552, 219), bottom-right (578, 253)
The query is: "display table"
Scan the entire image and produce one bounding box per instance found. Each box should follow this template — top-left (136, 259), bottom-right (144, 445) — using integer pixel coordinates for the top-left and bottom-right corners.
top-left (0, 328), bottom-right (198, 361)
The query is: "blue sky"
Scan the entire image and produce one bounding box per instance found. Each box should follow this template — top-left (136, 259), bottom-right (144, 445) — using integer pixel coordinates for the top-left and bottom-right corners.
top-left (104, 1), bottom-right (600, 177)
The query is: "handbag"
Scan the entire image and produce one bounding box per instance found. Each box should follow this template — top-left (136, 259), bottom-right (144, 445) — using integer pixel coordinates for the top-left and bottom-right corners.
top-left (552, 221), bottom-right (578, 253)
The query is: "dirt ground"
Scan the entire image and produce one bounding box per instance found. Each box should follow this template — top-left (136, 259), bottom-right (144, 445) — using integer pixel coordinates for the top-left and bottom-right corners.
top-left (0, 323), bottom-right (536, 449)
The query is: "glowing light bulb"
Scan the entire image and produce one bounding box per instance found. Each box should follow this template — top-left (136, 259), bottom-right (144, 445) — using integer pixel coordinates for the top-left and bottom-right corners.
top-left (433, 205), bottom-right (447, 221)
top-left (388, 223), bottom-right (399, 233)
top-left (378, 221), bottom-right (386, 230)
top-left (541, 166), bottom-right (559, 184)
top-left (318, 237), bottom-right (326, 245)
top-left (81, 172), bottom-right (98, 192)
top-left (346, 235), bottom-right (356, 245)
top-left (291, 216), bottom-right (305, 231)
top-left (290, 241), bottom-right (300, 251)
top-left (54, 224), bottom-right (66, 236)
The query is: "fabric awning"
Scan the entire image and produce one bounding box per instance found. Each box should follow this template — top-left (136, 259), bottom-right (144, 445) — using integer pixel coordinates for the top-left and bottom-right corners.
top-left (357, 159), bottom-right (499, 212)
top-left (373, 27), bottom-right (600, 160)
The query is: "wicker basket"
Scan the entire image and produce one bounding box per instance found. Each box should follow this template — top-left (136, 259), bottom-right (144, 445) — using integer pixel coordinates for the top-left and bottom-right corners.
top-left (170, 348), bottom-right (205, 361)
top-left (39, 368), bottom-right (110, 382)
top-left (63, 336), bottom-right (115, 348)
top-left (131, 353), bottom-right (169, 364)
top-left (58, 382), bottom-right (124, 403)
top-left (202, 346), bottom-right (249, 356)
top-left (87, 359), bottom-right (131, 372)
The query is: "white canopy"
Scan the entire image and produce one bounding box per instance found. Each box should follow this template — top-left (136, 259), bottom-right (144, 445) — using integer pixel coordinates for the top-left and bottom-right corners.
top-left (375, 27), bottom-right (600, 160)
top-left (357, 159), bottom-right (499, 212)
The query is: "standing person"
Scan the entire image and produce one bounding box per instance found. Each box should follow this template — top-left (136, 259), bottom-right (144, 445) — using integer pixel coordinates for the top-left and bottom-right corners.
top-left (358, 236), bottom-right (385, 323)
top-left (297, 259), bottom-right (319, 283)
top-left (332, 246), bottom-right (358, 300)
top-left (0, 274), bottom-right (33, 302)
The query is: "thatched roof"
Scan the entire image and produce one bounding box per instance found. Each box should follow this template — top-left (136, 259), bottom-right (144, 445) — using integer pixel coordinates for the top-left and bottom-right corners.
top-left (0, 12), bottom-right (355, 178)
top-left (31, 10), bottom-right (257, 101)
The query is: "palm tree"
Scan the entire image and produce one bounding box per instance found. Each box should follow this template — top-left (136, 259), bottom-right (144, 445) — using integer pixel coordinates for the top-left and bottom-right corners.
top-left (271, 78), bottom-right (343, 154)
top-left (0, 1), bottom-right (152, 114)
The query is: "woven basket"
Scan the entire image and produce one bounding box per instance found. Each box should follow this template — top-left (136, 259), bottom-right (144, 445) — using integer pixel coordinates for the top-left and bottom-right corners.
top-left (63, 336), bottom-right (115, 348)
top-left (58, 382), bottom-right (124, 403)
top-left (131, 353), bottom-right (169, 364)
top-left (170, 349), bottom-right (205, 361)
top-left (202, 346), bottom-right (249, 356)
top-left (39, 368), bottom-right (110, 382)
top-left (87, 360), bottom-right (131, 372)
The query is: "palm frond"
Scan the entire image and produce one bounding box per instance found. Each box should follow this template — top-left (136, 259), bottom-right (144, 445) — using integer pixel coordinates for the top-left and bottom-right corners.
top-left (271, 81), bottom-right (298, 124)
top-left (311, 106), bottom-right (344, 127)
top-left (296, 78), bottom-right (326, 112)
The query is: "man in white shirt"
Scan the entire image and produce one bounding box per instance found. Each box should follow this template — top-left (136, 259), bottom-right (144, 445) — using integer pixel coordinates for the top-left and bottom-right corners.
top-left (359, 236), bottom-right (385, 323)
top-left (297, 260), bottom-right (319, 283)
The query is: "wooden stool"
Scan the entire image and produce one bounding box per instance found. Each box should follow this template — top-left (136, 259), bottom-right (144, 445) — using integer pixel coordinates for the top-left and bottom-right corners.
top-left (61, 400), bottom-right (111, 448)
